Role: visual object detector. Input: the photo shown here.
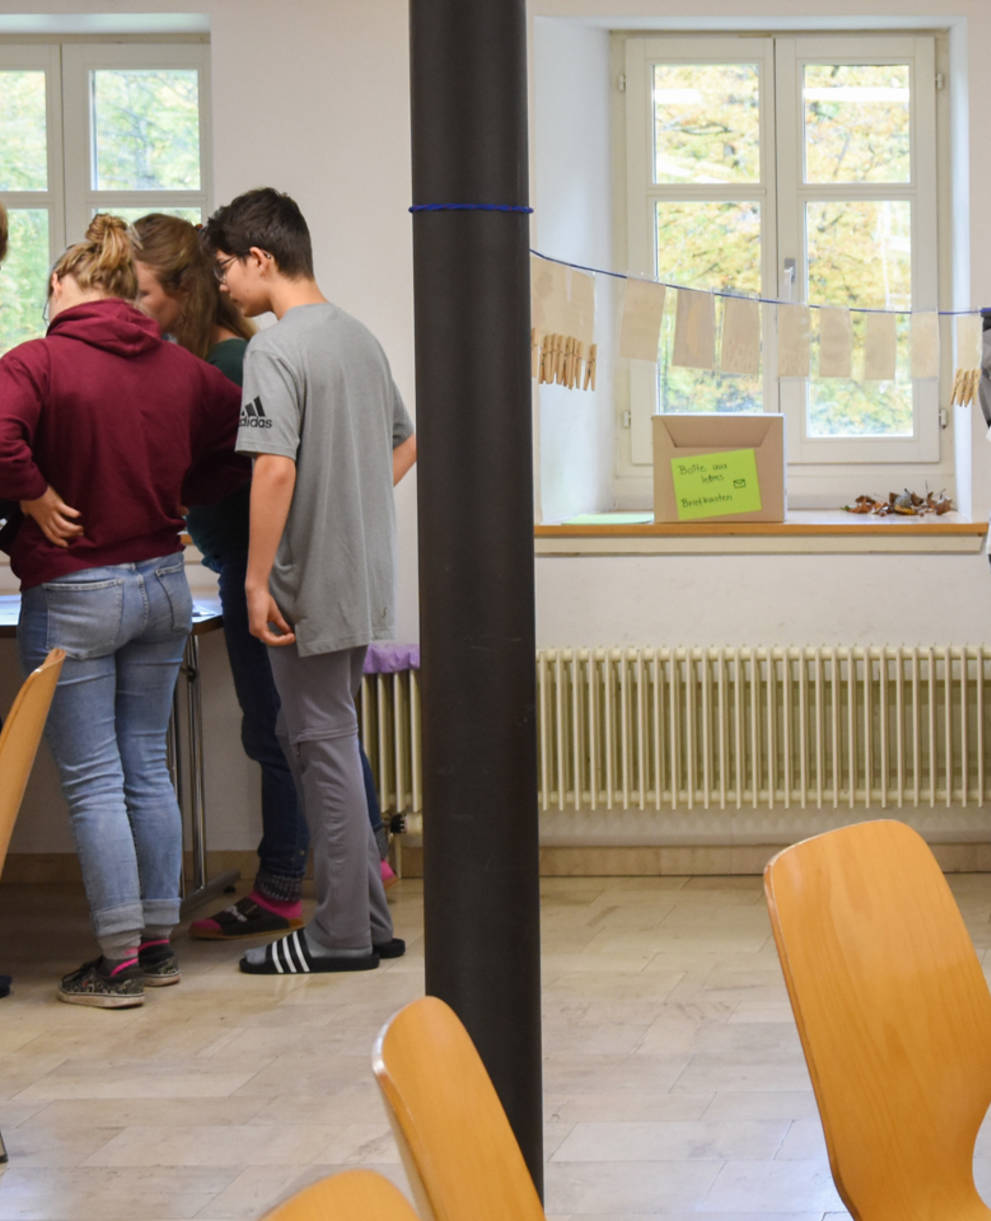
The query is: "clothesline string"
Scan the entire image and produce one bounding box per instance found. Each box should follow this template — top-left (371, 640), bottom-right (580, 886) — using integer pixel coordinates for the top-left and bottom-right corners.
top-left (530, 248), bottom-right (987, 319)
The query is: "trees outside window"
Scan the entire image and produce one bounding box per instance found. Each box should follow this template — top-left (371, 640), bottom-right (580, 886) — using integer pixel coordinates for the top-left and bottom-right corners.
top-left (0, 41), bottom-right (210, 353)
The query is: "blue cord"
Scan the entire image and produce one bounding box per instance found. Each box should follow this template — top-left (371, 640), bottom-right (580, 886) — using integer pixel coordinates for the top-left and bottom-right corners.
top-left (529, 249), bottom-right (984, 318)
top-left (410, 203), bottom-right (533, 213)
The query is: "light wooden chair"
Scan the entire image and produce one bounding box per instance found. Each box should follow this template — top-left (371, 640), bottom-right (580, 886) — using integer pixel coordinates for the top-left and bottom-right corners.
top-left (764, 818), bottom-right (991, 1220)
top-left (372, 996), bottom-right (546, 1221)
top-left (261, 1168), bottom-right (420, 1221)
top-left (0, 647), bottom-right (65, 1166)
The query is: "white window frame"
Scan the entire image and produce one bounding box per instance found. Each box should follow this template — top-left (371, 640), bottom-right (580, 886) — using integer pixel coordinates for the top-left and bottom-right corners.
top-left (619, 31), bottom-right (945, 506)
top-left (775, 35), bottom-right (939, 465)
top-left (624, 36), bottom-right (778, 470)
top-left (0, 38), bottom-right (210, 262)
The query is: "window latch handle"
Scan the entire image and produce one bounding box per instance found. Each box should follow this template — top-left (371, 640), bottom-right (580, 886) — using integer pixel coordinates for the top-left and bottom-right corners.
top-left (782, 257), bottom-right (797, 303)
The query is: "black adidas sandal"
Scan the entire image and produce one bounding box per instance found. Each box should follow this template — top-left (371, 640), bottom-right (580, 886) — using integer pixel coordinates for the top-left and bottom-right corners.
top-left (239, 929), bottom-right (379, 975)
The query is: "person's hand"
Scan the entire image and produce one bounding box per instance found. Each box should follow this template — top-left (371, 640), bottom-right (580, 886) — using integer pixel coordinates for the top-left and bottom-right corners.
top-left (245, 584), bottom-right (295, 646)
top-left (20, 486), bottom-right (83, 547)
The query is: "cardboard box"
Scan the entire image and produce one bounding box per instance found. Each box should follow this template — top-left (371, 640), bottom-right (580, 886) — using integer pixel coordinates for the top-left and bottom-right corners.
top-left (652, 413), bottom-right (786, 523)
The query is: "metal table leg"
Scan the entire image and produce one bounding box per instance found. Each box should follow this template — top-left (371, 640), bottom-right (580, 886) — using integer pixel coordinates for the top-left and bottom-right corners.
top-left (173, 627), bottom-right (239, 916)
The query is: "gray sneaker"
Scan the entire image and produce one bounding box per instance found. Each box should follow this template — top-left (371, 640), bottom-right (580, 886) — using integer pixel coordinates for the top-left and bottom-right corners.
top-left (58, 957), bottom-right (145, 1009)
top-left (138, 943), bottom-right (181, 987)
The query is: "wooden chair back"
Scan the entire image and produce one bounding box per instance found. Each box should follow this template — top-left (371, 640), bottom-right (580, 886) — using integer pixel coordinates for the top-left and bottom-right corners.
top-left (373, 995), bottom-right (546, 1221)
top-left (0, 649), bottom-right (64, 873)
top-left (261, 1169), bottom-right (420, 1221)
top-left (764, 819), bottom-right (991, 1220)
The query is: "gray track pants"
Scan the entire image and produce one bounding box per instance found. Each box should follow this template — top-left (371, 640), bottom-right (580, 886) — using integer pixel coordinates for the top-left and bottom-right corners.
top-left (267, 643), bottom-right (393, 952)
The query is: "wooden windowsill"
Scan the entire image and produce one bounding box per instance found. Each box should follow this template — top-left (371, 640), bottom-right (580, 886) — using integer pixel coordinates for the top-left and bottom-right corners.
top-left (534, 510), bottom-right (987, 555)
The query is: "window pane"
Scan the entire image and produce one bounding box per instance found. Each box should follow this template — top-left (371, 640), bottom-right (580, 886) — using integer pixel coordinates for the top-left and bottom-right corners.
top-left (655, 200), bottom-right (762, 413)
top-left (0, 209), bottom-right (50, 353)
top-left (804, 64), bottom-right (910, 184)
top-left (0, 70), bottom-right (48, 190)
top-left (91, 68), bottom-right (200, 190)
top-left (653, 63), bottom-right (760, 185)
top-left (806, 199), bottom-right (912, 437)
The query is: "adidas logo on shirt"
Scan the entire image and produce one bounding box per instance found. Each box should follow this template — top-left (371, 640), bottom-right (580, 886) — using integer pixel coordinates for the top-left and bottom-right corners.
top-left (240, 396), bottom-right (272, 428)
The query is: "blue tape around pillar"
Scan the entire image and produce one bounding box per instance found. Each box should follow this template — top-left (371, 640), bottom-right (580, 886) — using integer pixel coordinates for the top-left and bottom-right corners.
top-left (409, 203), bottom-right (533, 213)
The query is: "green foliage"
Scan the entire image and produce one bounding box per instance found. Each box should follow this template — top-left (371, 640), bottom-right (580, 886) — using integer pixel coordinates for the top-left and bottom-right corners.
top-left (653, 64), bottom-right (760, 185)
top-left (93, 69), bottom-right (200, 191)
top-left (0, 66), bottom-right (204, 354)
top-left (804, 64), bottom-right (910, 184)
top-left (0, 70), bottom-right (47, 190)
top-left (807, 199), bottom-right (912, 436)
top-left (0, 210), bottom-right (49, 354)
top-left (655, 200), bottom-right (762, 414)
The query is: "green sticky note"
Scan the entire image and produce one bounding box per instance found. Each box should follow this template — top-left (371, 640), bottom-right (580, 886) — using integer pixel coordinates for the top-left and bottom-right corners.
top-left (670, 448), bottom-right (762, 520)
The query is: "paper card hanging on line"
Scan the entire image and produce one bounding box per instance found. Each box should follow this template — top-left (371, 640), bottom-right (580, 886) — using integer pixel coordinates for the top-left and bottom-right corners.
top-left (530, 255), bottom-right (569, 335)
top-left (672, 288), bottom-right (715, 370)
top-left (910, 312), bottom-right (940, 379)
top-left (619, 278), bottom-right (666, 361)
top-left (565, 269), bottom-right (596, 345)
top-left (956, 313), bottom-right (982, 370)
top-left (777, 305), bottom-right (811, 378)
top-left (719, 297), bottom-right (760, 376)
top-left (863, 312), bottom-right (897, 382)
top-left (817, 308), bottom-right (852, 379)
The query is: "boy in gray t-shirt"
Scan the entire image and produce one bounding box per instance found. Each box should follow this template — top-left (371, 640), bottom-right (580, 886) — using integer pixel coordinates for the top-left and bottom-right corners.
top-left (204, 188), bottom-right (415, 974)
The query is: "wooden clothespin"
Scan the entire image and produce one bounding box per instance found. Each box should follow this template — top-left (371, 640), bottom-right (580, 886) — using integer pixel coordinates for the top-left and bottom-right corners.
top-left (583, 343), bottom-right (597, 391)
top-left (951, 366), bottom-right (981, 407)
top-left (539, 333), bottom-right (553, 384)
top-left (531, 329), bottom-right (541, 380)
top-left (575, 341), bottom-right (586, 390)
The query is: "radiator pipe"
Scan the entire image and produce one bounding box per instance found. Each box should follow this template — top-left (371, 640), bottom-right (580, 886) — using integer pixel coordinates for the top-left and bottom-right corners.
top-left (408, 0), bottom-right (543, 1195)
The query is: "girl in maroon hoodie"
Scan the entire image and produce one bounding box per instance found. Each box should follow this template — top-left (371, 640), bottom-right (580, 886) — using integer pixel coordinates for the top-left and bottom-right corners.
top-left (0, 214), bottom-right (246, 1008)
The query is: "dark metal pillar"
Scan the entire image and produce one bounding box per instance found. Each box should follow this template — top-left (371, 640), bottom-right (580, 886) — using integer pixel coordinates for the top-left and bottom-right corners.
top-left (409, 0), bottom-right (543, 1195)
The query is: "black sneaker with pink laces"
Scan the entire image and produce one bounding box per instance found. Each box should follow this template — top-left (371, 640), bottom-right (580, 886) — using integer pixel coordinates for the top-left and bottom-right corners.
top-left (138, 942), bottom-right (181, 987)
top-left (58, 956), bottom-right (144, 1009)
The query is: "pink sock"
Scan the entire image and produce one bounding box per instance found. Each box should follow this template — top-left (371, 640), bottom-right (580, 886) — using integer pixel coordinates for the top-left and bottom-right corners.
top-left (251, 890), bottom-right (302, 919)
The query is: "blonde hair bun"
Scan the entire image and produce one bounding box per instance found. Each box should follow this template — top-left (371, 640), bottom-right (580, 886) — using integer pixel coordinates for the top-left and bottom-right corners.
top-left (52, 212), bottom-right (137, 302)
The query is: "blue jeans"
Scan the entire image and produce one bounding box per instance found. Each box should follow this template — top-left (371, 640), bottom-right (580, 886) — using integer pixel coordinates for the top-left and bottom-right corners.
top-left (18, 555), bottom-right (192, 942)
top-left (217, 554), bottom-right (309, 893)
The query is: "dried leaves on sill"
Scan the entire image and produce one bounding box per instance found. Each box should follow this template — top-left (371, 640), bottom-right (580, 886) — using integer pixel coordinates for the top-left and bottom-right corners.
top-left (842, 489), bottom-right (954, 516)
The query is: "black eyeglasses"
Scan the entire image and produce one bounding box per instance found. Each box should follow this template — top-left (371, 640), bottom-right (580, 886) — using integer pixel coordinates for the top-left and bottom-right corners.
top-left (213, 254), bottom-right (238, 284)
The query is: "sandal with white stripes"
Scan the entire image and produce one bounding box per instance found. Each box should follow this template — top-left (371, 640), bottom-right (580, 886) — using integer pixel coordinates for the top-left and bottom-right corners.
top-left (238, 928), bottom-right (379, 975)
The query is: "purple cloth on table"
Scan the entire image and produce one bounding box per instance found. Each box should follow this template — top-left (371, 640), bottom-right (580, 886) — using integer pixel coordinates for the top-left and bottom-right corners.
top-left (363, 643), bottom-right (420, 674)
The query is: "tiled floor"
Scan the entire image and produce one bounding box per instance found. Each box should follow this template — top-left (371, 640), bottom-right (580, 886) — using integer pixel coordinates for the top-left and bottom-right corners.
top-left (2, 870), bottom-right (991, 1219)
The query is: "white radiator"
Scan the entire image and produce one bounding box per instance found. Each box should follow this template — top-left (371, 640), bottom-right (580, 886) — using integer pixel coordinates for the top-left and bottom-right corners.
top-left (360, 668), bottom-right (422, 820)
top-left (362, 646), bottom-right (991, 819)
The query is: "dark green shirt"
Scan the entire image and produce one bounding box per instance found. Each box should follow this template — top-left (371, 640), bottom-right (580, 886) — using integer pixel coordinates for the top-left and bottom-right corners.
top-left (185, 338), bottom-right (250, 571)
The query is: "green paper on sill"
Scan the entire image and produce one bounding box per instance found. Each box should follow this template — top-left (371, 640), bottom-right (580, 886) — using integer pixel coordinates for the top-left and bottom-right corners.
top-left (561, 512), bottom-right (654, 525)
top-left (671, 448), bottom-right (761, 521)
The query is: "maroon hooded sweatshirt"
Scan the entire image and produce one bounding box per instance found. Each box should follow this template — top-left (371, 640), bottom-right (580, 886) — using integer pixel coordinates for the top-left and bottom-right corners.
top-left (0, 298), bottom-right (248, 589)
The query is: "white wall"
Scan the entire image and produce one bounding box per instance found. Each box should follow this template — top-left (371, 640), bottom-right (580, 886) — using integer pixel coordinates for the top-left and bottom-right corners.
top-left (532, 18), bottom-right (615, 521)
top-left (4, 0), bottom-right (991, 857)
